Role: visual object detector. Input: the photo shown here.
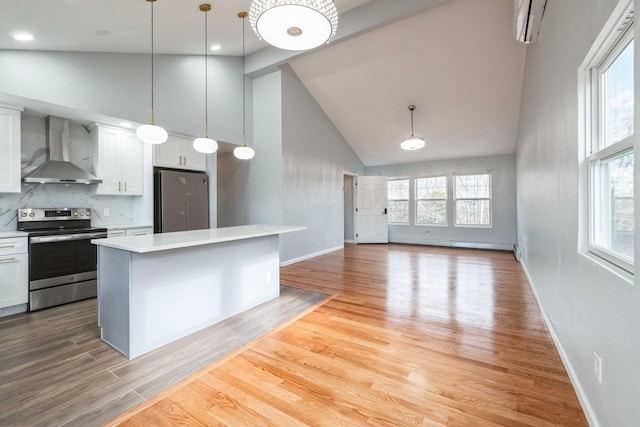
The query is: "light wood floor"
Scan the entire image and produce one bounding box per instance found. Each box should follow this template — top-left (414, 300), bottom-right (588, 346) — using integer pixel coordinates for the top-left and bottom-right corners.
top-left (109, 244), bottom-right (588, 426)
top-left (0, 285), bottom-right (329, 427)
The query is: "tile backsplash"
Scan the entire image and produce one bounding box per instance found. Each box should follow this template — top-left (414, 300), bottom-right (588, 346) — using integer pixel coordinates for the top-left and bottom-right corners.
top-left (0, 115), bottom-right (142, 231)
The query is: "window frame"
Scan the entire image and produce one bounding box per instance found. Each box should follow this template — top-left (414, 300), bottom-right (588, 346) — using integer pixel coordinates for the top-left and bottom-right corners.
top-left (386, 177), bottom-right (410, 225)
top-left (581, 1), bottom-right (635, 275)
top-left (415, 175), bottom-right (448, 226)
top-left (453, 172), bottom-right (493, 228)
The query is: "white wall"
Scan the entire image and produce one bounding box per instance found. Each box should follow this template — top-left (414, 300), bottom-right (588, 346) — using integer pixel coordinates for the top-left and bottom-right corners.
top-left (366, 154), bottom-right (516, 250)
top-left (516, 1), bottom-right (640, 426)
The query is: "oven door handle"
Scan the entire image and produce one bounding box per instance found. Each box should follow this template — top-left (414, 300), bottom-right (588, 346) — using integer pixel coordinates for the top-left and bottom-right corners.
top-left (30, 232), bottom-right (108, 244)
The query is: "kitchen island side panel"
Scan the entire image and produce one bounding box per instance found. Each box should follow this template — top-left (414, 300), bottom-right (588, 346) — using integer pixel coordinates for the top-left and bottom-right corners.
top-left (98, 247), bottom-right (131, 357)
top-left (124, 235), bottom-right (280, 359)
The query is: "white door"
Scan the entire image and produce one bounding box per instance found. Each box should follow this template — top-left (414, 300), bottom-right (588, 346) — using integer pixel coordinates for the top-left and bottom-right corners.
top-left (356, 176), bottom-right (388, 243)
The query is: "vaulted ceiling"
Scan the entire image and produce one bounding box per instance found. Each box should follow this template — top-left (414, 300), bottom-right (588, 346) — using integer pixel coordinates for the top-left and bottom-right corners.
top-left (0, 0), bottom-right (526, 166)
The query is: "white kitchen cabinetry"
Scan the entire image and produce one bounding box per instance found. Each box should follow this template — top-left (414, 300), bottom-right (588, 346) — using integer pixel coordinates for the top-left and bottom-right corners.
top-left (126, 226), bottom-right (153, 237)
top-left (153, 134), bottom-right (207, 172)
top-left (107, 226), bottom-right (153, 238)
top-left (92, 124), bottom-right (144, 196)
top-left (0, 237), bottom-right (28, 308)
top-left (0, 106), bottom-right (23, 193)
top-left (107, 229), bottom-right (126, 238)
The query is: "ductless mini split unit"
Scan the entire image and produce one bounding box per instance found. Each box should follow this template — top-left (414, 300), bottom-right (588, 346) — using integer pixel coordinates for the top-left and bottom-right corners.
top-left (514, 0), bottom-right (547, 44)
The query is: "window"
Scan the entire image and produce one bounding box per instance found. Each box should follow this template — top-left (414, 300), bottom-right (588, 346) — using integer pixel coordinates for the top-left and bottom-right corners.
top-left (387, 178), bottom-right (409, 224)
top-left (416, 175), bottom-right (447, 225)
top-left (581, 0), bottom-right (634, 273)
top-left (454, 173), bottom-right (491, 227)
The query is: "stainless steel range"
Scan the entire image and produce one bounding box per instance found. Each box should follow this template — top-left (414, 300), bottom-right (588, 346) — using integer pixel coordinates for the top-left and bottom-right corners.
top-left (17, 208), bottom-right (107, 311)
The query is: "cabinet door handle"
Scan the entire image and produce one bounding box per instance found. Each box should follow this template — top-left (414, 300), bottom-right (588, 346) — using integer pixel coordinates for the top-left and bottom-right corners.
top-left (0, 244), bottom-right (17, 249)
top-left (184, 157), bottom-right (187, 166)
top-left (125, 182), bottom-right (127, 192)
top-left (0, 257), bottom-right (16, 263)
top-left (118, 181), bottom-right (121, 192)
top-left (179, 155), bottom-right (183, 165)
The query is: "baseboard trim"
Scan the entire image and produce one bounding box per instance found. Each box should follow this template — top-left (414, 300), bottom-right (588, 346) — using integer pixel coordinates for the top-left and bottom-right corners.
top-left (390, 236), bottom-right (513, 251)
top-left (520, 260), bottom-right (599, 427)
top-left (344, 240), bottom-right (356, 244)
top-left (0, 303), bottom-right (27, 318)
top-left (280, 245), bottom-right (344, 267)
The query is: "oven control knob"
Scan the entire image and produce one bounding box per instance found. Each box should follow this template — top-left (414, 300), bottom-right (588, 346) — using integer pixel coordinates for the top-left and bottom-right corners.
top-left (86, 212), bottom-right (91, 217)
top-left (29, 212), bottom-right (35, 217)
top-left (80, 212), bottom-right (85, 216)
top-left (21, 212), bottom-right (27, 217)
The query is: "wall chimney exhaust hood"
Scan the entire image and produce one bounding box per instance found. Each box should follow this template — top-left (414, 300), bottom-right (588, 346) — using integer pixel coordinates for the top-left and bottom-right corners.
top-left (23, 116), bottom-right (102, 184)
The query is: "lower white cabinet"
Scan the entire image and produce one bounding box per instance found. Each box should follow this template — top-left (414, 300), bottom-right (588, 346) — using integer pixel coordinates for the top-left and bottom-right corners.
top-left (107, 229), bottom-right (126, 238)
top-left (0, 237), bottom-right (28, 308)
top-left (126, 227), bottom-right (153, 237)
top-left (107, 226), bottom-right (153, 238)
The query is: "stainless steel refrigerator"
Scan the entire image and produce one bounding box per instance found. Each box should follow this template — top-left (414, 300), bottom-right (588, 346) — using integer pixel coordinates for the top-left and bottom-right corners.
top-left (154, 169), bottom-right (209, 233)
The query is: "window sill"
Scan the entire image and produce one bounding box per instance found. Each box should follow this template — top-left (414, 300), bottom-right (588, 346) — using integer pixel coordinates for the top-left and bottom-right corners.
top-left (580, 251), bottom-right (634, 286)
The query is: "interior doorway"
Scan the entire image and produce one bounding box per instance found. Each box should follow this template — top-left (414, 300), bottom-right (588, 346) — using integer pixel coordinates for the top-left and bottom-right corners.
top-left (343, 173), bottom-right (356, 243)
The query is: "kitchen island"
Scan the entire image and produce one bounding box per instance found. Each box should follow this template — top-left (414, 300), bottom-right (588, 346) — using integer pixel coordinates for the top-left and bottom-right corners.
top-left (92, 224), bottom-right (305, 359)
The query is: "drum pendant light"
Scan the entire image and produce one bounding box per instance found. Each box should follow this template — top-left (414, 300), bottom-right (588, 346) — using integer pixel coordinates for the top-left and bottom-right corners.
top-left (234, 12), bottom-right (255, 160)
top-left (249, 0), bottom-right (338, 51)
top-left (137, 0), bottom-right (168, 145)
top-left (400, 105), bottom-right (426, 151)
top-left (193, 4), bottom-right (219, 154)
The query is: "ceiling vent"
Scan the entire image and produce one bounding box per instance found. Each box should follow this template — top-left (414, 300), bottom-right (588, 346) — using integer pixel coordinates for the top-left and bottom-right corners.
top-left (514, 0), bottom-right (547, 44)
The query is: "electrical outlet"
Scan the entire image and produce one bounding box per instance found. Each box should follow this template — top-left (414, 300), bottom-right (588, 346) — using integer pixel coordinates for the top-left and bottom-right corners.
top-left (103, 208), bottom-right (111, 217)
top-left (594, 352), bottom-right (603, 384)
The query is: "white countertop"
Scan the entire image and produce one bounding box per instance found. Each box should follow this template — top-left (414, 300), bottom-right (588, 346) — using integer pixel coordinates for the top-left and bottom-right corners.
top-left (0, 231), bottom-right (28, 238)
top-left (92, 224), bottom-right (306, 253)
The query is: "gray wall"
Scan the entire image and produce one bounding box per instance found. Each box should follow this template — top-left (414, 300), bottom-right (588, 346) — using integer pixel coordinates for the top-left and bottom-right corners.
top-left (366, 154), bottom-right (516, 250)
top-left (0, 50), bottom-right (243, 144)
top-left (280, 65), bottom-right (365, 262)
top-left (216, 72), bottom-right (282, 227)
top-left (516, 1), bottom-right (640, 426)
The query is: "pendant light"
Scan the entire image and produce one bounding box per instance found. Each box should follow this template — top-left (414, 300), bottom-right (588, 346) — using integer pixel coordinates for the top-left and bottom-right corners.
top-left (234, 12), bottom-right (255, 160)
top-left (137, 0), bottom-right (168, 145)
top-left (249, 0), bottom-right (338, 51)
top-left (193, 4), bottom-right (219, 154)
top-left (400, 105), bottom-right (425, 151)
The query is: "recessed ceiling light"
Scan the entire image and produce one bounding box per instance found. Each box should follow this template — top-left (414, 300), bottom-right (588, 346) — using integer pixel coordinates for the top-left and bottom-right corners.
top-left (119, 122), bottom-right (133, 128)
top-left (14, 33), bottom-right (34, 42)
top-left (210, 44), bottom-right (221, 51)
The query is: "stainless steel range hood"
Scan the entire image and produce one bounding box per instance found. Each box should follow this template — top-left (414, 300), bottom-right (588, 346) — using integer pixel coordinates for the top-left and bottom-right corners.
top-left (23, 116), bottom-right (102, 184)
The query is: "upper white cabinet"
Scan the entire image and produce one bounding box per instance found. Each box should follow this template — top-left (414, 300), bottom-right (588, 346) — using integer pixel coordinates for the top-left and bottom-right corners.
top-left (0, 236), bottom-right (28, 308)
top-left (0, 106), bottom-right (23, 193)
top-left (153, 134), bottom-right (207, 172)
top-left (92, 124), bottom-right (144, 196)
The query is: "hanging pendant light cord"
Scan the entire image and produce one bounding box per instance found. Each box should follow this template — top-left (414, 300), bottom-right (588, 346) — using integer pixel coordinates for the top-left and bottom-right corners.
top-left (242, 13), bottom-right (246, 147)
top-left (150, 0), bottom-right (156, 125)
top-left (410, 105), bottom-right (415, 137)
top-left (204, 8), bottom-right (209, 137)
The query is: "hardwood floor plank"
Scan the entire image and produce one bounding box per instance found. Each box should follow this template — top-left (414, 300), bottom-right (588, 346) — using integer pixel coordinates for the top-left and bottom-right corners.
top-left (113, 244), bottom-right (588, 427)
